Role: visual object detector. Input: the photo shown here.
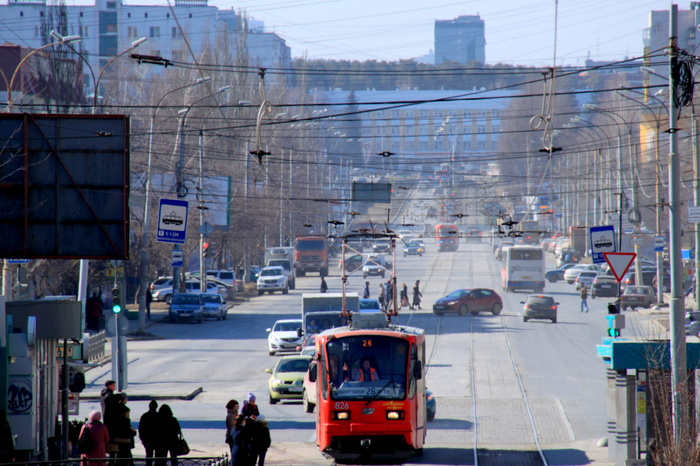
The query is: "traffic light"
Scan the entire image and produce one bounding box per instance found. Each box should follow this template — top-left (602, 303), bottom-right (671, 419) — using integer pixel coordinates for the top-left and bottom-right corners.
top-left (606, 314), bottom-right (624, 339)
top-left (111, 287), bottom-right (121, 314)
top-left (203, 242), bottom-right (210, 257)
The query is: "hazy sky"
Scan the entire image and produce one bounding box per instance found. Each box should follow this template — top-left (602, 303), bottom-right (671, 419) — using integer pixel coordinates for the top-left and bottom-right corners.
top-left (207, 0), bottom-right (673, 66)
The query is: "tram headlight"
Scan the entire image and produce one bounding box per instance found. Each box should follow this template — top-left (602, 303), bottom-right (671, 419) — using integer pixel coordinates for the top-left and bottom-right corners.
top-left (386, 410), bottom-right (405, 420)
top-left (331, 411), bottom-right (351, 420)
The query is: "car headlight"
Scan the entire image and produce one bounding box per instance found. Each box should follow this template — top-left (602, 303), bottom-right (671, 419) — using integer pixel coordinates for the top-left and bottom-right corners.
top-left (272, 378), bottom-right (282, 385)
top-left (446, 301), bottom-right (457, 305)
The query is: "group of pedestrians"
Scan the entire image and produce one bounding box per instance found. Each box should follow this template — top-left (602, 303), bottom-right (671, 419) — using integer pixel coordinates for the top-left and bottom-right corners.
top-left (79, 380), bottom-right (184, 466)
top-left (225, 393), bottom-right (271, 466)
top-left (363, 280), bottom-right (422, 311)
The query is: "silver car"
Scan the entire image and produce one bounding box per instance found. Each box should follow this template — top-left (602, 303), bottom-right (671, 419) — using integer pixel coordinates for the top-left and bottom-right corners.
top-left (200, 293), bottom-right (228, 320)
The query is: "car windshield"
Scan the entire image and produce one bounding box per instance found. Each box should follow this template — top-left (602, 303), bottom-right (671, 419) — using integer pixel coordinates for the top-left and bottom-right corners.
top-left (172, 295), bottom-right (200, 304)
top-left (579, 272), bottom-right (597, 278)
top-left (360, 299), bottom-right (381, 310)
top-left (274, 321), bottom-right (301, 332)
top-left (407, 241), bottom-right (421, 247)
top-left (200, 294), bottom-right (222, 303)
top-left (261, 268), bottom-right (283, 276)
top-left (277, 358), bottom-right (310, 373)
top-left (527, 296), bottom-right (555, 307)
top-left (445, 290), bottom-right (469, 299)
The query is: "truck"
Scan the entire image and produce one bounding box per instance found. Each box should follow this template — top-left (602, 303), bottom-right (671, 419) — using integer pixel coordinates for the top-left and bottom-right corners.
top-left (295, 235), bottom-right (328, 277)
top-left (301, 292), bottom-right (360, 337)
top-left (569, 225), bottom-right (587, 257)
top-left (265, 247), bottom-right (296, 290)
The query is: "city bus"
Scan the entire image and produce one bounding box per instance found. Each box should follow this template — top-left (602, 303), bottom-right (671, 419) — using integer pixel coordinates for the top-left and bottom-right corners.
top-left (434, 223), bottom-right (459, 252)
top-left (310, 313), bottom-right (427, 462)
top-left (501, 245), bottom-right (545, 293)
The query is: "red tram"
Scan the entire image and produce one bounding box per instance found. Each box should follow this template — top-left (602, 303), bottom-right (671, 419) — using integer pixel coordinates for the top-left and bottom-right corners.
top-left (434, 223), bottom-right (459, 252)
top-left (309, 313), bottom-right (427, 462)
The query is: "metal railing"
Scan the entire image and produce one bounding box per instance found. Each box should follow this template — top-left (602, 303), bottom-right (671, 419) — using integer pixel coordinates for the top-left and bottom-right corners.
top-left (14, 455), bottom-right (229, 466)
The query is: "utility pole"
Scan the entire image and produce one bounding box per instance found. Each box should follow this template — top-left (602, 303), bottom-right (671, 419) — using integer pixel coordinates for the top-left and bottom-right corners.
top-left (667, 3), bottom-right (687, 443)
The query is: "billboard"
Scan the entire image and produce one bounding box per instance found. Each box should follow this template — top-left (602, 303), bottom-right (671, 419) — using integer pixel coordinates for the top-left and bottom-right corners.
top-left (352, 182), bottom-right (391, 203)
top-left (0, 113), bottom-right (130, 259)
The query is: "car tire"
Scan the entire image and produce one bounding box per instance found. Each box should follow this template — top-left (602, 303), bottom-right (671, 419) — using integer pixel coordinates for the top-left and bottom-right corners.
top-left (303, 390), bottom-right (315, 413)
top-left (419, 253), bottom-right (423, 257)
top-left (165, 294), bottom-right (173, 304)
top-left (567, 280), bottom-right (574, 284)
top-left (270, 395), bottom-right (278, 405)
top-left (198, 317), bottom-right (203, 323)
top-left (548, 277), bottom-right (557, 283)
top-left (283, 288), bottom-right (289, 295)
top-left (523, 317), bottom-right (528, 322)
top-left (458, 304), bottom-right (468, 316)
top-left (491, 303), bottom-right (502, 316)
top-left (258, 290), bottom-right (264, 296)
top-left (363, 274), bottom-right (367, 278)
top-left (347, 264), bottom-right (356, 272)
top-left (551, 317), bottom-right (557, 323)
top-left (169, 317), bottom-right (175, 323)
top-left (427, 412), bottom-right (435, 422)
top-left (269, 351), bottom-right (275, 356)
top-left (434, 311), bottom-right (444, 316)
top-left (223, 313), bottom-right (227, 320)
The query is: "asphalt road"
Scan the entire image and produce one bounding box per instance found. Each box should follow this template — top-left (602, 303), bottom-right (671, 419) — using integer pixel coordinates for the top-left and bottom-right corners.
top-left (76, 234), bottom-right (664, 465)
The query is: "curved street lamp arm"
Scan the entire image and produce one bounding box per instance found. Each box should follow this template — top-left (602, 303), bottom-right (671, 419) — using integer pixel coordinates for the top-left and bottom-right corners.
top-left (94, 37), bottom-right (147, 107)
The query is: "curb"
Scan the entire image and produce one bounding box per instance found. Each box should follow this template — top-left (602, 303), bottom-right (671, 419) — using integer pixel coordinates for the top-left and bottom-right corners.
top-left (81, 386), bottom-right (204, 402)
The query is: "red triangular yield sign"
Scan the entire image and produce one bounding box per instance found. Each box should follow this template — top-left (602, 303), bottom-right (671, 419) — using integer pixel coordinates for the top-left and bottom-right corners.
top-left (603, 252), bottom-right (637, 282)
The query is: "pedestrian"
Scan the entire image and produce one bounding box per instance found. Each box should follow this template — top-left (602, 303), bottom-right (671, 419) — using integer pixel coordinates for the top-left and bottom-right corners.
top-left (400, 283), bottom-right (409, 308)
top-left (113, 405), bottom-right (136, 465)
top-left (79, 410), bottom-right (110, 466)
top-left (154, 404), bottom-right (182, 466)
top-left (412, 280), bottom-right (422, 310)
top-left (378, 283), bottom-right (386, 309)
top-left (241, 393), bottom-right (260, 420)
top-left (320, 276), bottom-right (328, 293)
top-left (145, 287), bottom-right (153, 321)
top-left (362, 281), bottom-right (370, 299)
top-left (225, 399), bottom-right (239, 458)
top-left (249, 415), bottom-right (271, 466)
top-left (138, 400), bottom-right (159, 466)
top-left (230, 415), bottom-right (251, 466)
top-left (0, 410), bottom-right (14, 464)
top-left (580, 285), bottom-right (589, 312)
top-left (100, 380), bottom-right (119, 433)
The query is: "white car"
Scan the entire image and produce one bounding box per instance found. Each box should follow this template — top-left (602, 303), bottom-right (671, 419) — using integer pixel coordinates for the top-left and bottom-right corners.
top-left (257, 266), bottom-right (289, 295)
top-left (575, 271), bottom-right (598, 290)
top-left (267, 319), bottom-right (303, 356)
top-left (151, 279), bottom-right (220, 303)
top-left (564, 264), bottom-right (604, 284)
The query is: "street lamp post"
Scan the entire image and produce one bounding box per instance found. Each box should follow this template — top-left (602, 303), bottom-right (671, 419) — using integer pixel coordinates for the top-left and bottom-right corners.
top-left (615, 89), bottom-right (669, 306)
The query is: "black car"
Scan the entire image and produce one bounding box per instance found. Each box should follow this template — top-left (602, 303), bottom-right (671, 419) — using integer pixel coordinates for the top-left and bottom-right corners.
top-left (622, 269), bottom-right (670, 292)
top-left (522, 294), bottom-right (558, 323)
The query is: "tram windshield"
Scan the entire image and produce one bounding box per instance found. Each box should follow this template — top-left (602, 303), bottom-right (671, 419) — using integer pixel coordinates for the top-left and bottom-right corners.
top-left (326, 335), bottom-right (409, 401)
top-left (436, 225), bottom-right (458, 237)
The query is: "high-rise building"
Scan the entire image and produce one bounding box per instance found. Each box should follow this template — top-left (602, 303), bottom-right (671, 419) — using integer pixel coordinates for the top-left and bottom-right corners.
top-left (434, 15), bottom-right (485, 65)
top-left (0, 0), bottom-right (291, 98)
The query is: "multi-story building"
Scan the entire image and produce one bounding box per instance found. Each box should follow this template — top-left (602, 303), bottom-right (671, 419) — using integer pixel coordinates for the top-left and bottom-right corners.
top-left (323, 89), bottom-right (518, 170)
top-left (0, 0), bottom-right (291, 98)
top-left (434, 15), bottom-right (485, 65)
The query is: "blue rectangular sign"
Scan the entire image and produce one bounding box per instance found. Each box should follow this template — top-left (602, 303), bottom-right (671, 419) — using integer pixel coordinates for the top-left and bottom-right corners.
top-left (589, 225), bottom-right (616, 264)
top-left (157, 199), bottom-right (189, 244)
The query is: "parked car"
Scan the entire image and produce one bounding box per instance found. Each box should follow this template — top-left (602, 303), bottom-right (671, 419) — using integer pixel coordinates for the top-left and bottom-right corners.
top-left (575, 271), bottom-right (598, 290)
top-left (359, 298), bottom-right (382, 312)
top-left (342, 254), bottom-right (364, 273)
top-left (622, 270), bottom-right (670, 292)
top-left (522, 294), bottom-right (558, 323)
top-left (266, 355), bottom-right (311, 404)
top-left (403, 240), bottom-right (424, 256)
top-left (591, 275), bottom-right (618, 298)
top-left (620, 285), bottom-right (656, 310)
top-left (153, 279), bottom-right (219, 304)
top-left (545, 263), bottom-right (576, 283)
top-left (168, 293), bottom-right (204, 323)
top-left (564, 264), bottom-right (604, 284)
top-left (257, 266), bottom-right (289, 295)
top-left (200, 292), bottom-right (227, 320)
top-left (432, 288), bottom-right (503, 316)
top-left (203, 276), bottom-right (237, 300)
top-left (206, 269), bottom-right (236, 287)
top-left (266, 319), bottom-right (303, 356)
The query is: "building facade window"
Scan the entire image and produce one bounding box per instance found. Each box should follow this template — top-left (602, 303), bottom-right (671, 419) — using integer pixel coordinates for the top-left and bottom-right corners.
top-left (127, 26), bottom-right (137, 38)
top-left (462, 141), bottom-right (472, 150)
top-left (106, 1), bottom-right (116, 8)
top-left (172, 27), bottom-right (178, 38)
top-left (391, 110), bottom-right (400, 118)
top-left (419, 110), bottom-right (429, 118)
top-left (477, 126), bottom-right (486, 134)
top-left (492, 125), bottom-right (500, 133)
top-left (434, 141), bottom-right (444, 150)
top-left (391, 142), bottom-right (400, 152)
top-left (405, 111), bottom-right (414, 118)
top-left (150, 26), bottom-right (160, 38)
top-left (478, 141), bottom-right (487, 150)
top-left (419, 126), bottom-right (428, 135)
top-left (419, 141), bottom-right (428, 150)
top-left (390, 127), bottom-right (400, 135)
top-left (463, 110), bottom-right (471, 118)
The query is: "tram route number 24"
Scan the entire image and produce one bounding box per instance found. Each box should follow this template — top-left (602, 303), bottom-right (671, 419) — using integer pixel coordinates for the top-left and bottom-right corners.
top-left (335, 401), bottom-right (350, 410)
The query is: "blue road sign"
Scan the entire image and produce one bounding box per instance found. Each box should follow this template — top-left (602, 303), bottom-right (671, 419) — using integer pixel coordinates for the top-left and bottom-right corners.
top-left (8, 259), bottom-right (29, 263)
top-left (590, 225), bottom-right (616, 264)
top-left (157, 199), bottom-right (189, 244)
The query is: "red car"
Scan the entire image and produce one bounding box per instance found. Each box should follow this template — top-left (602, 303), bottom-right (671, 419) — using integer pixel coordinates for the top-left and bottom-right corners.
top-left (433, 288), bottom-right (503, 316)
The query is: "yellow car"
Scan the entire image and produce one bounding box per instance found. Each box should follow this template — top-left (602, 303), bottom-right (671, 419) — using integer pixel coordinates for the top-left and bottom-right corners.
top-left (266, 355), bottom-right (311, 404)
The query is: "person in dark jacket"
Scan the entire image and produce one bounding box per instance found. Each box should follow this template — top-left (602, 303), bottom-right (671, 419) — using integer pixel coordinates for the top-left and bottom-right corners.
top-left (154, 404), bottom-right (182, 466)
top-left (139, 400), bottom-right (159, 466)
top-left (411, 280), bottom-right (422, 310)
top-left (0, 410), bottom-right (14, 464)
top-left (362, 281), bottom-right (370, 299)
top-left (320, 276), bottom-right (328, 293)
top-left (248, 416), bottom-right (271, 466)
top-left (100, 380), bottom-right (117, 428)
top-left (113, 406), bottom-right (136, 465)
top-left (241, 393), bottom-right (260, 420)
top-left (230, 414), bottom-right (251, 466)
